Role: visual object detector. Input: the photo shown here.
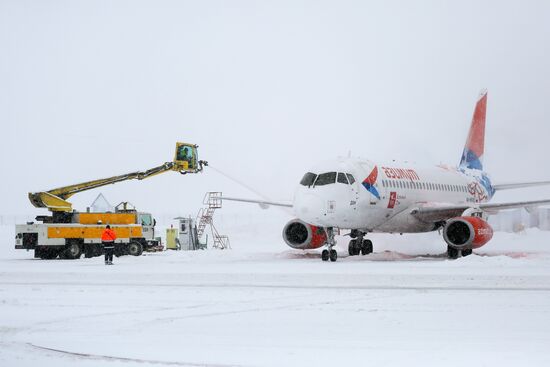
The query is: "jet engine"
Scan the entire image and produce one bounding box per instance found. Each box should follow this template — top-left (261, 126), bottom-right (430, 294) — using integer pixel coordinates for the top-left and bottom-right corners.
top-left (442, 216), bottom-right (493, 250)
top-left (282, 219), bottom-right (327, 249)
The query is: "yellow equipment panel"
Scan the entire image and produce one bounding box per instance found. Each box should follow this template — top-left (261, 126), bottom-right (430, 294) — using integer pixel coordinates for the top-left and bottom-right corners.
top-left (47, 225), bottom-right (142, 239)
top-left (78, 213), bottom-right (136, 225)
top-left (166, 228), bottom-right (178, 250)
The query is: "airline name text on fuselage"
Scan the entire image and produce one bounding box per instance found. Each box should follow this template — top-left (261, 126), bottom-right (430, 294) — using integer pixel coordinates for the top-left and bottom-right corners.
top-left (381, 167), bottom-right (420, 181)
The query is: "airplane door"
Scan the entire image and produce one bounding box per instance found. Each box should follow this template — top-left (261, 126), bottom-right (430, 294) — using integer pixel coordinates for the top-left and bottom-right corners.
top-left (338, 173), bottom-right (357, 223)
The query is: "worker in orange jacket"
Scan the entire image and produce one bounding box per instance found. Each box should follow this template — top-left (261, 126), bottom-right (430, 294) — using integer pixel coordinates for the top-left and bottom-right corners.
top-left (101, 225), bottom-right (117, 265)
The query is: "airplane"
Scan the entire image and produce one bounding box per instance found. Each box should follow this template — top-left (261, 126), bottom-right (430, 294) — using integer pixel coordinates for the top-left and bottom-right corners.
top-left (222, 90), bottom-right (550, 261)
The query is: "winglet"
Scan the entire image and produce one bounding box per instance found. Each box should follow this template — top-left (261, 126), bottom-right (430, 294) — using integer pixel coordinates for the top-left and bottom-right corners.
top-left (459, 90), bottom-right (487, 171)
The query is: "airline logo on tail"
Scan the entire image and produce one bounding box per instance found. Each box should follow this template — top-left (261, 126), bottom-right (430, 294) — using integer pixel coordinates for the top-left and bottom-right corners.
top-left (362, 166), bottom-right (380, 199)
top-left (460, 90), bottom-right (487, 171)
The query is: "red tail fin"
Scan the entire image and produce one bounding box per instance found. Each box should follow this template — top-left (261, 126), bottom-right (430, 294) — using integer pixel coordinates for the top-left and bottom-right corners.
top-left (459, 90), bottom-right (487, 170)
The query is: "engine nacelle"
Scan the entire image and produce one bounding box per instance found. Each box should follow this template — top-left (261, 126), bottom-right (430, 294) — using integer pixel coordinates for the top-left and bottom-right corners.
top-left (282, 219), bottom-right (327, 249)
top-left (443, 216), bottom-right (493, 250)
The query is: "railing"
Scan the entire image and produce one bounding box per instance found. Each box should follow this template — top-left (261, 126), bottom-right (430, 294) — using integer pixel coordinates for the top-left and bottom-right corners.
top-left (196, 192), bottom-right (230, 249)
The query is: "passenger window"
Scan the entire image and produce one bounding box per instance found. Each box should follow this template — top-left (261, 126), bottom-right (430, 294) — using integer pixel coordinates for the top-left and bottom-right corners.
top-left (337, 172), bottom-right (349, 184)
top-left (315, 172), bottom-right (337, 186)
top-left (346, 173), bottom-right (356, 184)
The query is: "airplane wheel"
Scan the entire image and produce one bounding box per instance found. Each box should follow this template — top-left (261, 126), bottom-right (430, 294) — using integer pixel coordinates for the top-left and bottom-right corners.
top-left (321, 250), bottom-right (329, 261)
top-left (361, 240), bottom-right (373, 255)
top-left (348, 240), bottom-right (357, 256)
top-left (462, 249), bottom-right (473, 257)
top-left (447, 246), bottom-right (459, 259)
top-left (329, 249), bottom-right (337, 262)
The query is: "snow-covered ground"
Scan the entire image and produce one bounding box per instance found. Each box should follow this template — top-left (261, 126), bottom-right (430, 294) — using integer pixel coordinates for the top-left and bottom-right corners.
top-left (1, 223), bottom-right (550, 367)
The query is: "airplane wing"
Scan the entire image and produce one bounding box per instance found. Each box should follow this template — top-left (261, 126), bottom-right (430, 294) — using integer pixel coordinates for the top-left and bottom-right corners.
top-left (410, 199), bottom-right (550, 223)
top-left (493, 180), bottom-right (550, 190)
top-left (220, 196), bottom-right (293, 209)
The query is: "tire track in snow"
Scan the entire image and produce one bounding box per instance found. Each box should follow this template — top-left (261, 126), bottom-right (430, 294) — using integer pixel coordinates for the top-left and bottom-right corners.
top-left (27, 343), bottom-right (247, 367)
top-left (1, 281), bottom-right (550, 291)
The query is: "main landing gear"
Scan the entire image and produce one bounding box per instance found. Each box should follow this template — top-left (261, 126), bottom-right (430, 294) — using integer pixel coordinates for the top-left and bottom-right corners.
top-left (348, 230), bottom-right (373, 257)
top-left (321, 227), bottom-right (338, 262)
top-left (447, 246), bottom-right (473, 259)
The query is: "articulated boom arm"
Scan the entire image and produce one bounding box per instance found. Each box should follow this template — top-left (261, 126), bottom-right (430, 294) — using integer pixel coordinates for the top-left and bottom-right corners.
top-left (28, 142), bottom-right (207, 212)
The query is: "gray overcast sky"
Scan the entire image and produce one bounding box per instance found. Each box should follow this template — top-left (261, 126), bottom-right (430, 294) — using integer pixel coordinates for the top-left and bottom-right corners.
top-left (1, 0), bottom-right (549, 219)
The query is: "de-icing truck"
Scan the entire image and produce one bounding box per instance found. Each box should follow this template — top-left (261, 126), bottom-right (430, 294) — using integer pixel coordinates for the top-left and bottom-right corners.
top-left (15, 142), bottom-right (207, 260)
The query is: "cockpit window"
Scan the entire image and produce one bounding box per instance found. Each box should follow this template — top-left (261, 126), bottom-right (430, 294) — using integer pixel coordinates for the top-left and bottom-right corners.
top-left (337, 172), bottom-right (349, 184)
top-left (346, 173), bottom-right (356, 184)
top-left (300, 172), bottom-right (317, 187)
top-left (314, 172), bottom-right (337, 186)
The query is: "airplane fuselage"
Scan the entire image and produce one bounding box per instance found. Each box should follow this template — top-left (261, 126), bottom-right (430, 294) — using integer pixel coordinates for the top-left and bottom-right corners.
top-left (293, 157), bottom-right (494, 233)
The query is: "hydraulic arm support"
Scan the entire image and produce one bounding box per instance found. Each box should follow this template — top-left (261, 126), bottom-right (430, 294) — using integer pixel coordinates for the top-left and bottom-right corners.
top-left (28, 142), bottom-right (207, 212)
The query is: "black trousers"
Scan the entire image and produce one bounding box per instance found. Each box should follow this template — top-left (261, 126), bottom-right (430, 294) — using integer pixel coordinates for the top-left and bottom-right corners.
top-left (103, 242), bottom-right (114, 262)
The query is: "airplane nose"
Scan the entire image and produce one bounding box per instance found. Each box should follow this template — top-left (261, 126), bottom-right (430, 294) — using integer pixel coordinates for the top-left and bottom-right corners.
top-left (294, 193), bottom-right (326, 225)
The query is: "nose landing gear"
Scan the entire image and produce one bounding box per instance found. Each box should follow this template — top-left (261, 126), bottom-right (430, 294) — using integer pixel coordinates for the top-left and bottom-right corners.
top-left (320, 228), bottom-right (374, 262)
top-left (321, 227), bottom-right (338, 262)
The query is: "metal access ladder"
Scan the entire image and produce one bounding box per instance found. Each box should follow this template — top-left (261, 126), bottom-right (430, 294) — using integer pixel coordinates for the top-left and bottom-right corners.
top-left (196, 192), bottom-right (230, 249)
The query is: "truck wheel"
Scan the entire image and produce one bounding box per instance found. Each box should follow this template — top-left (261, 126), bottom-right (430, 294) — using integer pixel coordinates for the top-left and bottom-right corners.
top-left (64, 242), bottom-right (82, 259)
top-left (128, 242), bottom-right (143, 256)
